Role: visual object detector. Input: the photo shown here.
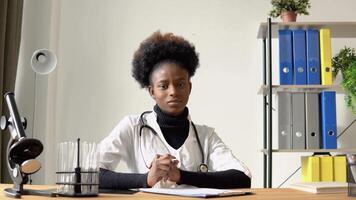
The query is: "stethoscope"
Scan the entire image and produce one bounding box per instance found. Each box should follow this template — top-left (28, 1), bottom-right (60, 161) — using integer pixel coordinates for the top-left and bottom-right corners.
top-left (138, 111), bottom-right (208, 173)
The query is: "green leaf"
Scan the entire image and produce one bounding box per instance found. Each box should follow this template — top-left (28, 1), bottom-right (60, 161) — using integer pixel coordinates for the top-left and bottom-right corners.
top-left (340, 61), bottom-right (356, 113)
top-left (332, 47), bottom-right (356, 77)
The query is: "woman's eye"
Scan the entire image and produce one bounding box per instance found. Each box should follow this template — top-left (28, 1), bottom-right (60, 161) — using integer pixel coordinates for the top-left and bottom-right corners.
top-left (178, 82), bottom-right (185, 88)
top-left (159, 84), bottom-right (167, 89)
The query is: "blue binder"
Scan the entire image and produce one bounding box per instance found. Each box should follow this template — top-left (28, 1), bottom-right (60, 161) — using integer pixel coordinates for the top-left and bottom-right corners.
top-left (293, 30), bottom-right (307, 85)
top-left (320, 91), bottom-right (337, 149)
top-left (279, 30), bottom-right (293, 85)
top-left (306, 30), bottom-right (321, 84)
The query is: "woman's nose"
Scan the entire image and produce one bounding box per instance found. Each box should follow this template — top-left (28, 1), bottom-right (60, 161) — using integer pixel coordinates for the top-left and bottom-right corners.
top-left (169, 86), bottom-right (178, 96)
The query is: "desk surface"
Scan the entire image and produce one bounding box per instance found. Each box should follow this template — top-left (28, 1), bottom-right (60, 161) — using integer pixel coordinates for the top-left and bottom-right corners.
top-left (0, 184), bottom-right (353, 200)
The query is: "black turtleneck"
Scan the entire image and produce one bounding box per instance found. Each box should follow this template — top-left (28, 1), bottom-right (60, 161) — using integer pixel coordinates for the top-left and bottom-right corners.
top-left (99, 106), bottom-right (251, 190)
top-left (154, 105), bottom-right (189, 149)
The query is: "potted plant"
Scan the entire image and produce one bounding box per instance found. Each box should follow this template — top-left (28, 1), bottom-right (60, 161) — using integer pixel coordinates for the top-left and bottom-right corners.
top-left (269, 0), bottom-right (311, 22)
top-left (332, 47), bottom-right (356, 114)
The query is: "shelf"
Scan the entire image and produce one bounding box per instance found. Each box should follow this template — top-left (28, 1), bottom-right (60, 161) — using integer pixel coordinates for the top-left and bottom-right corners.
top-left (258, 19), bottom-right (355, 188)
top-left (257, 85), bottom-right (343, 95)
top-left (261, 148), bottom-right (356, 154)
top-left (257, 21), bottom-right (356, 39)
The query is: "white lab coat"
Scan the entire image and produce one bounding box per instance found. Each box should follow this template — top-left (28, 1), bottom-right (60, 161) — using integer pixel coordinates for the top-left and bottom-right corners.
top-left (97, 111), bottom-right (251, 187)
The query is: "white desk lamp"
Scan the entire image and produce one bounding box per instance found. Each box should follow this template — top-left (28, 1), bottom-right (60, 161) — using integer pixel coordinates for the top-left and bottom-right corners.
top-left (31, 49), bottom-right (57, 75)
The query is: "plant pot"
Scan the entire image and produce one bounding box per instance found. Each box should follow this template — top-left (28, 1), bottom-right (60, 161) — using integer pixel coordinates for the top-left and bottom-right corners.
top-left (281, 11), bottom-right (297, 22)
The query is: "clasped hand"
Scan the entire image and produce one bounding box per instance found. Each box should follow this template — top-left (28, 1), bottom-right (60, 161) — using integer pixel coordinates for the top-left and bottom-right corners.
top-left (147, 154), bottom-right (180, 187)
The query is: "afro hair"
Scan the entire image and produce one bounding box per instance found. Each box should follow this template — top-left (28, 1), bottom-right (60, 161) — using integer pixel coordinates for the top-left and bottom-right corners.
top-left (132, 31), bottom-right (199, 88)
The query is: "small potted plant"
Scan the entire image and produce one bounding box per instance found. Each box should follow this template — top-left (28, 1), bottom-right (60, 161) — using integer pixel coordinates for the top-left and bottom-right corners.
top-left (332, 47), bottom-right (356, 114)
top-left (269, 0), bottom-right (311, 22)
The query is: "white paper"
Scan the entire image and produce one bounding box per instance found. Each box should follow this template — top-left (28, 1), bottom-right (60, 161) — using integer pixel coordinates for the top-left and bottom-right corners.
top-left (138, 187), bottom-right (248, 198)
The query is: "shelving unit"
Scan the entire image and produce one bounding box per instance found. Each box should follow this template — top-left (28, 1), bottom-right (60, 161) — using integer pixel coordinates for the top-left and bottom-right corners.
top-left (257, 19), bottom-right (356, 188)
top-left (258, 21), bottom-right (356, 38)
top-left (257, 85), bottom-right (343, 95)
top-left (261, 148), bottom-right (356, 154)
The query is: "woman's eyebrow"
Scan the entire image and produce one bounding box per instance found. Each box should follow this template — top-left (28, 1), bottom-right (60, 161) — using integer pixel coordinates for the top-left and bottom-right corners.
top-left (174, 77), bottom-right (188, 81)
top-left (156, 79), bottom-right (169, 83)
top-left (155, 77), bottom-right (187, 83)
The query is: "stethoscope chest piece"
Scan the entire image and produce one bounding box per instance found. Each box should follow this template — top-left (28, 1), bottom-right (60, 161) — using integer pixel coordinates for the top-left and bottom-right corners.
top-left (198, 163), bottom-right (208, 173)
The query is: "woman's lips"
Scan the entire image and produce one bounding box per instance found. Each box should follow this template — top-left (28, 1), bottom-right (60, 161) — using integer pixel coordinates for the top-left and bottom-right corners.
top-left (167, 100), bottom-right (181, 105)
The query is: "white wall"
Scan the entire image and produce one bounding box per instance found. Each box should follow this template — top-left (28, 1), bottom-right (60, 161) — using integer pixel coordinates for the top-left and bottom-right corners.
top-left (14, 0), bottom-right (356, 187)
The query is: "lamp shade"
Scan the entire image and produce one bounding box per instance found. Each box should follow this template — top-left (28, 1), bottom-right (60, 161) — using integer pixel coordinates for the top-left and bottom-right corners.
top-left (31, 49), bottom-right (57, 74)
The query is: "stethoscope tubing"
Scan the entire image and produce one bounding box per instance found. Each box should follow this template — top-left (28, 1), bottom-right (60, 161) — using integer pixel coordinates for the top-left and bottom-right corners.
top-left (138, 111), bottom-right (208, 172)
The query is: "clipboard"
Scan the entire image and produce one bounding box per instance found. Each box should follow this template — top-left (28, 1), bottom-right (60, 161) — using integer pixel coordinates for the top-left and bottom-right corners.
top-left (137, 188), bottom-right (253, 198)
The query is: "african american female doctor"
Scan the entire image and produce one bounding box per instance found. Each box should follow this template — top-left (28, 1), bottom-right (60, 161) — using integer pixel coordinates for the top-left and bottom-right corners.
top-left (97, 32), bottom-right (251, 189)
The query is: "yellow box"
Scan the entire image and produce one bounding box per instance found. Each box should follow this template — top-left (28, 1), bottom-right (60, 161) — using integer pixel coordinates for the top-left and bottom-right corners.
top-left (334, 156), bottom-right (347, 182)
top-left (301, 156), bottom-right (320, 182)
top-left (320, 156), bottom-right (334, 181)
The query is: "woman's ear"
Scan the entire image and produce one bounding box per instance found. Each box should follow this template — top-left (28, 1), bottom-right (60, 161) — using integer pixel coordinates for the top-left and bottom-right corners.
top-left (148, 85), bottom-right (156, 100)
top-left (189, 82), bottom-right (192, 94)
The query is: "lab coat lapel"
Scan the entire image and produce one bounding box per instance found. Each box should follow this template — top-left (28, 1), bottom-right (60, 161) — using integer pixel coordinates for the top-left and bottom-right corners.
top-left (179, 116), bottom-right (203, 171)
top-left (145, 112), bottom-right (171, 154)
